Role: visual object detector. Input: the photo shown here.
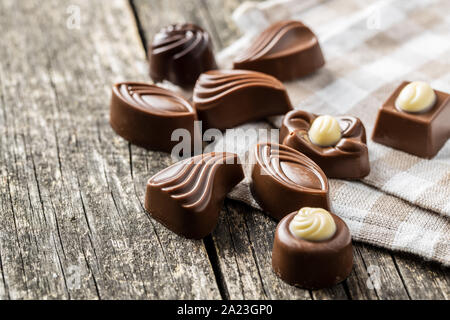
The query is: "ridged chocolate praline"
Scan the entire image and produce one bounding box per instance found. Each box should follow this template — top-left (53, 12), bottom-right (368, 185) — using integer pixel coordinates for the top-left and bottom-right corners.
top-left (109, 82), bottom-right (199, 152)
top-left (233, 20), bottom-right (325, 81)
top-left (193, 69), bottom-right (292, 130)
top-left (149, 23), bottom-right (217, 88)
top-left (272, 210), bottom-right (353, 289)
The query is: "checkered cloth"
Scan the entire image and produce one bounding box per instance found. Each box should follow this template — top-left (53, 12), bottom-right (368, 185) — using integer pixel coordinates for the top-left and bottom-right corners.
top-left (210, 0), bottom-right (450, 265)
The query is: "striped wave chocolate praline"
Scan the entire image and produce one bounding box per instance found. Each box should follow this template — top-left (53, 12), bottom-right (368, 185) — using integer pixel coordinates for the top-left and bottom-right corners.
top-left (193, 69), bottom-right (292, 130)
top-left (109, 82), bottom-right (199, 153)
top-left (251, 142), bottom-right (330, 220)
top-left (145, 152), bottom-right (244, 239)
top-left (233, 20), bottom-right (325, 81)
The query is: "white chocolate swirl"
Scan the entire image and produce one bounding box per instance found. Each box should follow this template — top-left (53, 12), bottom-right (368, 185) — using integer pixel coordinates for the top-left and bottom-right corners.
top-left (289, 207), bottom-right (336, 241)
top-left (395, 81), bottom-right (436, 113)
top-left (308, 115), bottom-right (342, 147)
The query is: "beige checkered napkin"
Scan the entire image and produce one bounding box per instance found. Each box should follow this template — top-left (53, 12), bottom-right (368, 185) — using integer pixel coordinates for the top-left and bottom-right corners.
top-left (213, 0), bottom-right (450, 265)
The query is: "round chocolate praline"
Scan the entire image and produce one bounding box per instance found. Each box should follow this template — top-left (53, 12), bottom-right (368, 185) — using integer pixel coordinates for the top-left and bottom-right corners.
top-left (272, 209), bottom-right (353, 289)
top-left (149, 23), bottom-right (217, 88)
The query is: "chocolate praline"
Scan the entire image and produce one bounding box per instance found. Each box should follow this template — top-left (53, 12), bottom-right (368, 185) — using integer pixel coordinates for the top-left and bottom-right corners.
top-left (193, 69), bottom-right (292, 130)
top-left (233, 20), bottom-right (325, 81)
top-left (145, 152), bottom-right (244, 239)
top-left (149, 23), bottom-right (217, 88)
top-left (272, 210), bottom-right (353, 289)
top-left (251, 142), bottom-right (330, 220)
top-left (372, 81), bottom-right (450, 158)
top-left (109, 82), bottom-right (199, 153)
top-left (280, 110), bottom-right (370, 179)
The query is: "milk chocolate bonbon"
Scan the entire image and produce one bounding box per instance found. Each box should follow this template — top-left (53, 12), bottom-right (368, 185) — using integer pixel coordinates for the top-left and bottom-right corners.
top-left (251, 143), bottom-right (330, 221)
top-left (372, 81), bottom-right (450, 158)
top-left (272, 208), bottom-right (353, 289)
top-left (233, 21), bottom-right (325, 81)
top-left (110, 82), bottom-right (199, 153)
top-left (145, 152), bottom-right (244, 239)
top-left (193, 70), bottom-right (293, 130)
top-left (280, 110), bottom-right (370, 179)
top-left (149, 23), bottom-right (217, 88)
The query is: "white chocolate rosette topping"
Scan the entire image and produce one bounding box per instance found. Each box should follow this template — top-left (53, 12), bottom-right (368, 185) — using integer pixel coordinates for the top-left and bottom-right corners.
top-left (308, 115), bottom-right (342, 147)
top-left (289, 207), bottom-right (337, 241)
top-left (395, 81), bottom-right (436, 113)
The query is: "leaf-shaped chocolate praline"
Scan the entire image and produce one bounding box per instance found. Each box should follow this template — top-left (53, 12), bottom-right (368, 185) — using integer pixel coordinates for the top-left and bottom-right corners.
top-left (233, 21), bottom-right (325, 81)
top-left (145, 152), bottom-right (244, 239)
top-left (109, 82), bottom-right (199, 153)
top-left (280, 110), bottom-right (370, 179)
top-left (149, 23), bottom-right (218, 88)
top-left (251, 142), bottom-right (330, 220)
top-left (193, 69), bottom-right (292, 130)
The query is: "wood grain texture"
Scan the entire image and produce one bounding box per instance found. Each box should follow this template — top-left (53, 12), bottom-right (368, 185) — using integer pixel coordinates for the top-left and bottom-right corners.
top-left (0, 0), bottom-right (219, 299)
top-left (0, 0), bottom-right (448, 300)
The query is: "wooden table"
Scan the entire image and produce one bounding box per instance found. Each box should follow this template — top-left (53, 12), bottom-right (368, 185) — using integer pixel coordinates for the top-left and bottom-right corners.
top-left (0, 0), bottom-right (448, 300)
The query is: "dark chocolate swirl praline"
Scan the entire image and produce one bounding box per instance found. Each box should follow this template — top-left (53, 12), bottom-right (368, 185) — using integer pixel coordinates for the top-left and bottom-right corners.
top-left (280, 110), bottom-right (370, 179)
top-left (149, 23), bottom-right (217, 88)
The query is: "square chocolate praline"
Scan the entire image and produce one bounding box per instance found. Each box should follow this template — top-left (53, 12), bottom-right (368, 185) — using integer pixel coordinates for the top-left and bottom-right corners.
top-left (372, 81), bottom-right (450, 158)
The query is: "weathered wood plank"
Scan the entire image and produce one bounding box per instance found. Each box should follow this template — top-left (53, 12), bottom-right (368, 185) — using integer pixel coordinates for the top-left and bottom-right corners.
top-left (212, 200), bottom-right (348, 300)
top-left (200, 0), bottom-right (247, 49)
top-left (393, 254), bottom-right (450, 300)
top-left (0, 0), bottom-right (219, 299)
top-left (1, 0), bottom-right (447, 300)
